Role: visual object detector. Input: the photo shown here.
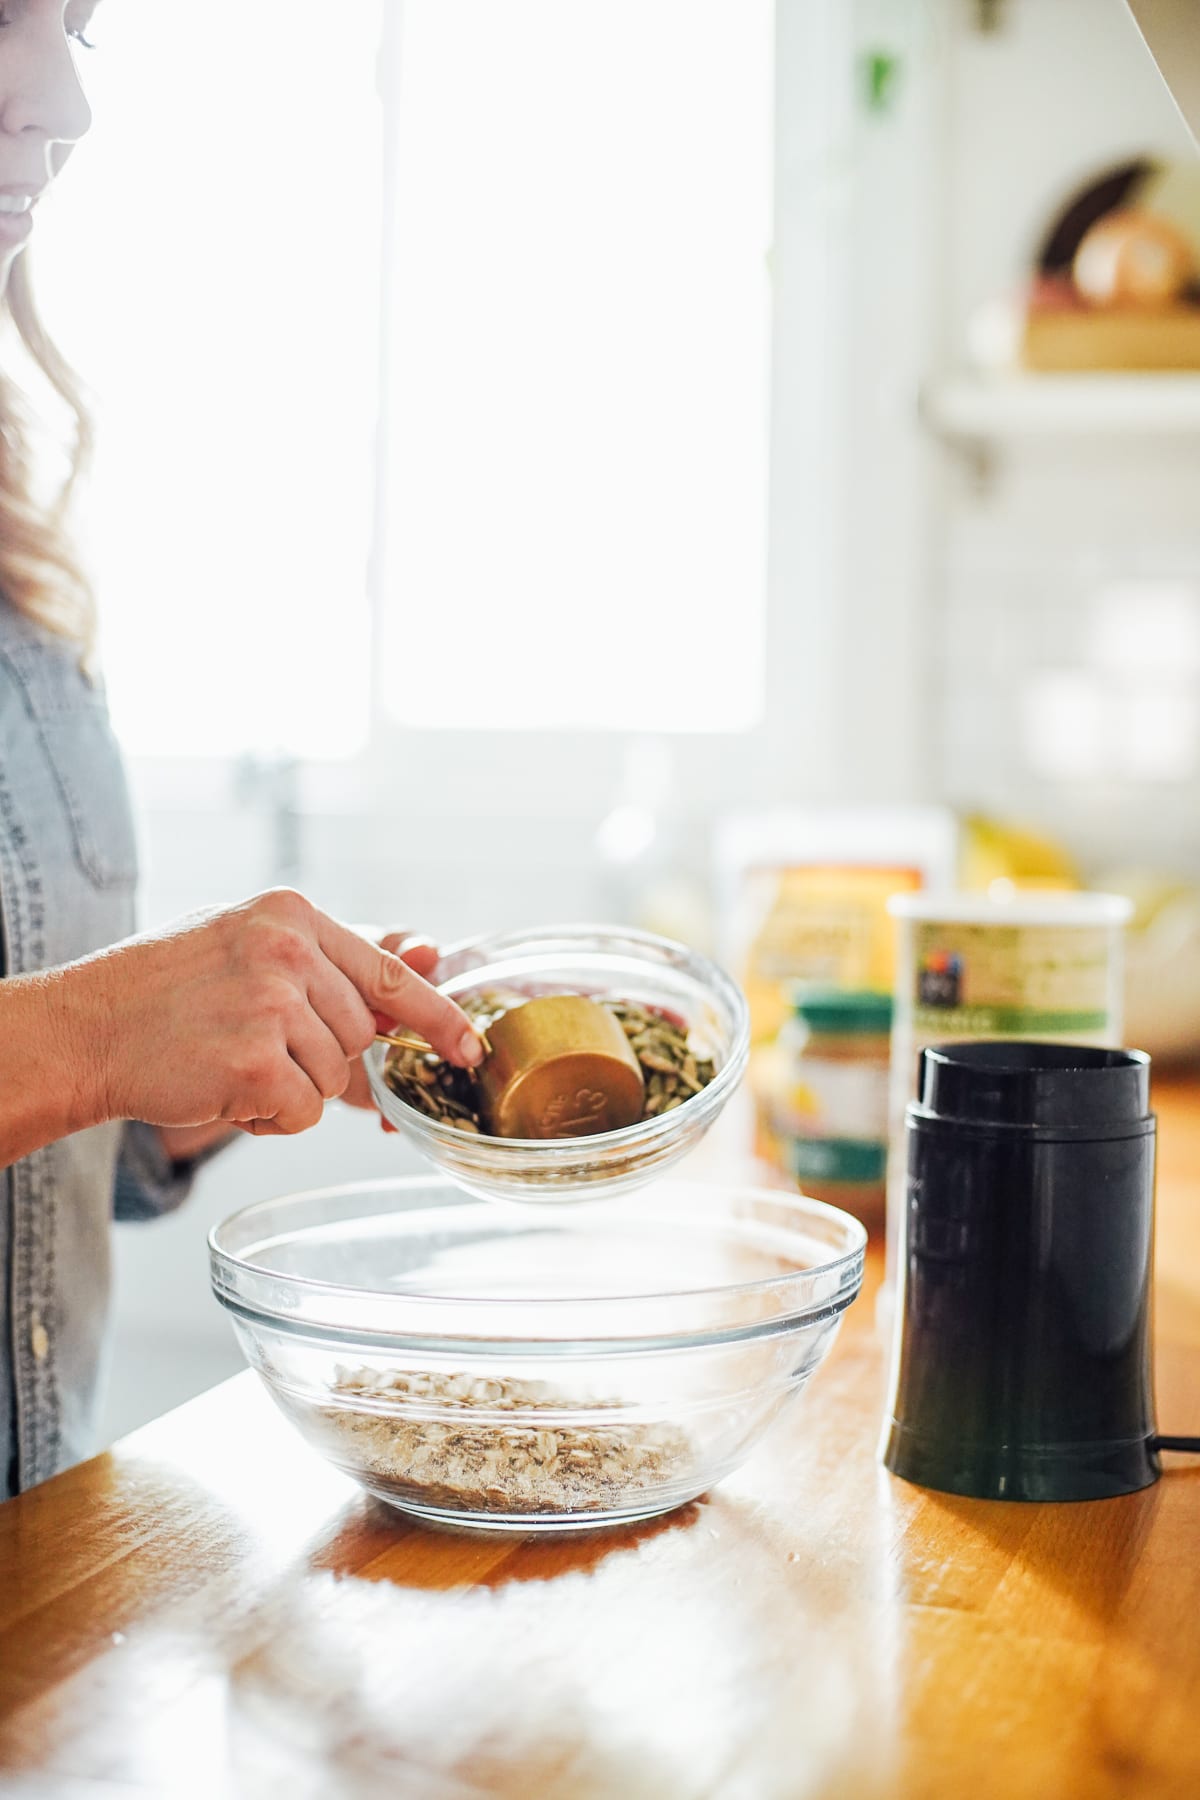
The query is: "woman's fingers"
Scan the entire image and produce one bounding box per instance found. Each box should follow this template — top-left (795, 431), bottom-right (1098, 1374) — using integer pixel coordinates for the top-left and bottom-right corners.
top-left (287, 1011), bottom-right (356, 1103)
top-left (316, 914), bottom-right (483, 1066)
top-left (366, 937), bottom-right (442, 1045)
top-left (285, 921), bottom-right (451, 1067)
top-left (228, 1052), bottom-right (327, 1135)
top-left (305, 964), bottom-right (377, 1060)
top-left (368, 932), bottom-right (440, 1040)
top-left (339, 929), bottom-right (446, 1116)
top-left (379, 931), bottom-right (439, 978)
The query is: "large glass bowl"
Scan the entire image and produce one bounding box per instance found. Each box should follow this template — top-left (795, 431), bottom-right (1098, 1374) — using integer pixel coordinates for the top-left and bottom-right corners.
top-left (363, 924), bottom-right (750, 1204)
top-left (209, 1176), bottom-right (866, 1533)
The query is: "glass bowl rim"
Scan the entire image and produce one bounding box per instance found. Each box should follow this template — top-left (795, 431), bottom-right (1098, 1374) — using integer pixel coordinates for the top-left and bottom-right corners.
top-left (208, 1174), bottom-right (868, 1319)
top-left (366, 920), bottom-right (751, 1153)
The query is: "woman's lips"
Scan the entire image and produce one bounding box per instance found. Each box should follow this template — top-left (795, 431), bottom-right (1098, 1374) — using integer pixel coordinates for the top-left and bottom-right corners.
top-left (0, 195), bottom-right (37, 249)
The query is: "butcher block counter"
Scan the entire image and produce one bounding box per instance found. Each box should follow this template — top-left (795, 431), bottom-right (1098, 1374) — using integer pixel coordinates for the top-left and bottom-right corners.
top-left (2, 1078), bottom-right (1200, 1800)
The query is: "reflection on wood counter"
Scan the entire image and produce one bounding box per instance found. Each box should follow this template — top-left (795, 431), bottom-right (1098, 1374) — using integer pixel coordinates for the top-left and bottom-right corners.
top-left (3, 1079), bottom-right (1200, 1798)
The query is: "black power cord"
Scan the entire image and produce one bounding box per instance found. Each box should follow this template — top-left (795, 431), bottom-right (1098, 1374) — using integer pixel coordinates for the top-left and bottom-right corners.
top-left (1152, 1436), bottom-right (1200, 1453)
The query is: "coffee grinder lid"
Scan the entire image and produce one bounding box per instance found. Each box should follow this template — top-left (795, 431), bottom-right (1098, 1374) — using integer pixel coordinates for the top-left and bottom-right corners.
top-left (913, 1041), bottom-right (1152, 1137)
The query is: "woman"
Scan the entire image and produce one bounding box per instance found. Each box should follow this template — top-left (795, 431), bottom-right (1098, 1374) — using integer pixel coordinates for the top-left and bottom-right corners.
top-left (0, 1), bottom-right (484, 1495)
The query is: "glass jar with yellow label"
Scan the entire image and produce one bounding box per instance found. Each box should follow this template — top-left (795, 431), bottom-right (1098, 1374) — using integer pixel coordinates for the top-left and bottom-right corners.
top-left (758, 988), bottom-right (893, 1231)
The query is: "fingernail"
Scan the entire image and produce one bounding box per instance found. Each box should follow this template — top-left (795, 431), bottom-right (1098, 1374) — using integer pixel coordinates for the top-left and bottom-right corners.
top-left (459, 1028), bottom-right (485, 1067)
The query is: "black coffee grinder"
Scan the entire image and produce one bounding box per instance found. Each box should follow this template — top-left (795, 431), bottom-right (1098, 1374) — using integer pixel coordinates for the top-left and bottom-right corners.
top-left (882, 1041), bottom-right (1161, 1502)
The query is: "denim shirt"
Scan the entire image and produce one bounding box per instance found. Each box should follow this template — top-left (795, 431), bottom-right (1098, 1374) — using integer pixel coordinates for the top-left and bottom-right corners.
top-left (0, 600), bottom-right (197, 1496)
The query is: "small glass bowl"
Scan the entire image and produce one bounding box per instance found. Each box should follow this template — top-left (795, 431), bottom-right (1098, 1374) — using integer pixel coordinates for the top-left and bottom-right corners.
top-left (209, 1176), bottom-right (867, 1533)
top-left (364, 924), bottom-right (750, 1204)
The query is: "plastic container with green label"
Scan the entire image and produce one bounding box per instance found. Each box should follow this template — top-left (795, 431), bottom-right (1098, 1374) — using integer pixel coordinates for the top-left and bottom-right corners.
top-left (881, 889), bottom-right (1133, 1330)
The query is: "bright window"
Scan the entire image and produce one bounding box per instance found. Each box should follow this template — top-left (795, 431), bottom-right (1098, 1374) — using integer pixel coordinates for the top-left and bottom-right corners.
top-left (33, 2), bottom-right (772, 757)
top-left (379, 1), bottom-right (774, 733)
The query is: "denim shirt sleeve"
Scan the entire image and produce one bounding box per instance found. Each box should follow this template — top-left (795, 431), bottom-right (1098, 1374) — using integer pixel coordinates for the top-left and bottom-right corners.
top-left (113, 1120), bottom-right (230, 1222)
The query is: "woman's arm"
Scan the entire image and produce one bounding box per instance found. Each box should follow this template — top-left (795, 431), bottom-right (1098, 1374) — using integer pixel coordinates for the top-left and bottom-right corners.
top-left (0, 889), bottom-right (484, 1167)
top-left (0, 963), bottom-right (109, 1166)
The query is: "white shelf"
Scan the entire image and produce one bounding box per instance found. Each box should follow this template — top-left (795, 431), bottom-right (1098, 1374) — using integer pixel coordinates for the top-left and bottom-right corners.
top-left (921, 373), bottom-right (1200, 442)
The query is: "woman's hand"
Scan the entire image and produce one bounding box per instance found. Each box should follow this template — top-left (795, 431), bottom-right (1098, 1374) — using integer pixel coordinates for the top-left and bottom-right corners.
top-left (64, 889), bottom-right (484, 1139)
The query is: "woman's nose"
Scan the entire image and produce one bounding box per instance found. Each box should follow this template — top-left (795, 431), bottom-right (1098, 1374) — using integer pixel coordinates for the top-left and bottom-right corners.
top-left (1, 29), bottom-right (93, 149)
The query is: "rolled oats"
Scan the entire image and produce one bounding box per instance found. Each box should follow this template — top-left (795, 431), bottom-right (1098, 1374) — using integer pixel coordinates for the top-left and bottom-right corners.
top-left (314, 1365), bottom-right (694, 1517)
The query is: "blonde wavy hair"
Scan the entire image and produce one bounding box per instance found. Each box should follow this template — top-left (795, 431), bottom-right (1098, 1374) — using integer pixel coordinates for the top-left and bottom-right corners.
top-left (1, 254), bottom-right (94, 654)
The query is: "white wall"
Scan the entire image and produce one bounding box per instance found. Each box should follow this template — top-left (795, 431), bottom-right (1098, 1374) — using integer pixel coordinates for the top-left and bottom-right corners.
top-left (928, 0), bottom-right (1200, 871)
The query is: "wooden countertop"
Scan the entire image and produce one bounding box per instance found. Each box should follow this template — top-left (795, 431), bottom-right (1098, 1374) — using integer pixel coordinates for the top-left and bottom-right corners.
top-left (3, 1080), bottom-right (1200, 1799)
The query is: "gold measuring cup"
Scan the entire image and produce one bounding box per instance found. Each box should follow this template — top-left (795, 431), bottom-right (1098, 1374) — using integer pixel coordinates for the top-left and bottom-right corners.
top-left (377, 993), bottom-right (646, 1140)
